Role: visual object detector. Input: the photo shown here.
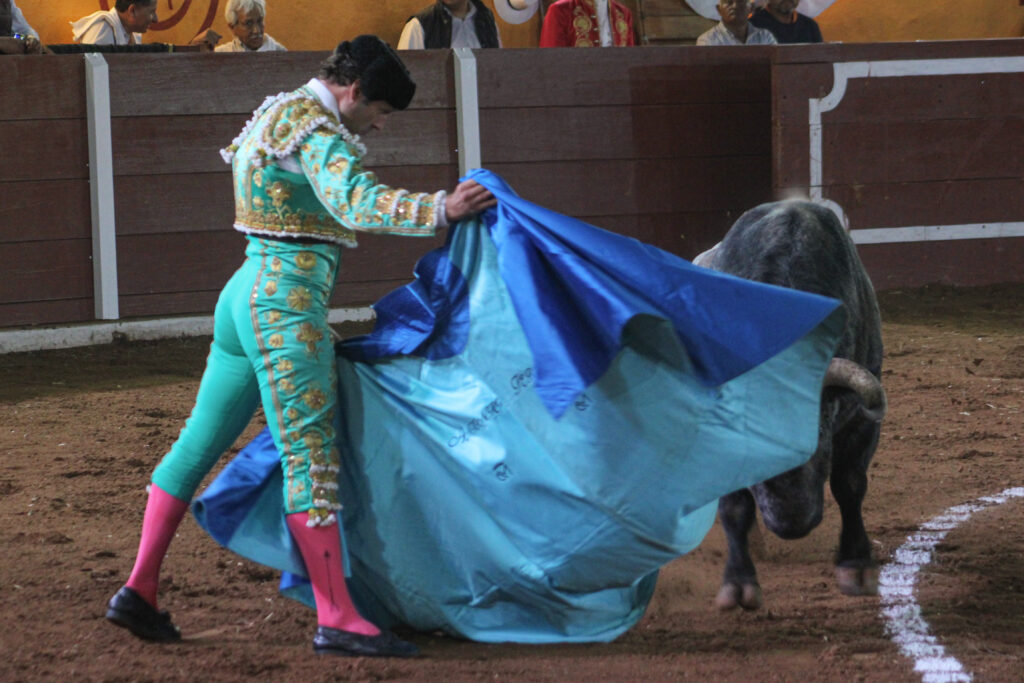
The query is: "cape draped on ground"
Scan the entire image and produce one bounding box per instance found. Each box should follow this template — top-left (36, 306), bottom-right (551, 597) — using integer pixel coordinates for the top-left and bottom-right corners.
top-left (193, 169), bottom-right (844, 643)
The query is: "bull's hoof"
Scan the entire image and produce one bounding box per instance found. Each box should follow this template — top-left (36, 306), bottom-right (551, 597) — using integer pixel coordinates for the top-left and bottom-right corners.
top-left (715, 582), bottom-right (763, 611)
top-left (835, 564), bottom-right (879, 596)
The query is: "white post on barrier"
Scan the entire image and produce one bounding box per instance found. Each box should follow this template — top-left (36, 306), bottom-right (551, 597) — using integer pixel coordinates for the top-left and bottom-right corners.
top-left (453, 47), bottom-right (482, 177)
top-left (84, 52), bottom-right (119, 320)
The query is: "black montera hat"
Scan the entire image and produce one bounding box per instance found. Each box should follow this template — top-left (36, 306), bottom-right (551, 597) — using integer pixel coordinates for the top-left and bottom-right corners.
top-left (338, 35), bottom-right (416, 110)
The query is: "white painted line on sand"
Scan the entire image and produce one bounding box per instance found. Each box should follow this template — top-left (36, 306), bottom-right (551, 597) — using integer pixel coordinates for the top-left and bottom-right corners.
top-left (879, 486), bottom-right (1024, 683)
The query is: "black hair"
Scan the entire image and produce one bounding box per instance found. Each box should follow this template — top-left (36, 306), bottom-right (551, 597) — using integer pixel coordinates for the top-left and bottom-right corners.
top-left (115, 0), bottom-right (156, 12)
top-left (318, 35), bottom-right (416, 110)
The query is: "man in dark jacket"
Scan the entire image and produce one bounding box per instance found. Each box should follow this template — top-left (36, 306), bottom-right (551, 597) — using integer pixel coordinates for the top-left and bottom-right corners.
top-left (398, 0), bottom-right (501, 49)
top-left (750, 0), bottom-right (823, 44)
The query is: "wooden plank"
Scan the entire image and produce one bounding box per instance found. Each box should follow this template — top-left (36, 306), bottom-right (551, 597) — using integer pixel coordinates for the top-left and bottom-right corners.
top-left (105, 51), bottom-right (454, 117)
top-left (588, 210), bottom-right (744, 259)
top-left (771, 38), bottom-right (1024, 67)
top-left (860, 237), bottom-right (1024, 290)
top-left (642, 16), bottom-right (716, 41)
top-left (0, 119), bottom-right (89, 182)
top-left (480, 102), bottom-right (770, 163)
top-left (1, 239), bottom-right (93, 304)
top-left (818, 73), bottom-right (1024, 124)
top-left (821, 178), bottom-right (1024, 231)
top-left (110, 109), bottom-right (456, 176)
top-left (338, 232), bottom-right (447, 283)
top-left (117, 290), bottom-right (220, 318)
top-left (113, 174), bottom-right (235, 236)
top-left (475, 48), bottom-right (772, 107)
top-left (115, 232), bottom-right (248, 296)
top-left (0, 299), bottom-right (95, 327)
top-left (0, 180), bottom-right (91, 243)
top-left (822, 118), bottom-right (1024, 186)
top-left (0, 57), bottom-right (86, 121)
top-left (488, 157), bottom-right (773, 218)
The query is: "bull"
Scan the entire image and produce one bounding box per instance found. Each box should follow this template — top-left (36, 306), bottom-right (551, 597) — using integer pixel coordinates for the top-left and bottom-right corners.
top-left (694, 200), bottom-right (886, 610)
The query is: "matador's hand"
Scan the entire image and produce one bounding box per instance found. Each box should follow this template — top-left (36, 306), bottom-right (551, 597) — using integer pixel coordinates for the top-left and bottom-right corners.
top-left (445, 180), bottom-right (497, 224)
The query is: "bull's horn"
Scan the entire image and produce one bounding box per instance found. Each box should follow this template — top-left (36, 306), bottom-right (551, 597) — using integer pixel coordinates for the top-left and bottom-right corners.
top-left (824, 358), bottom-right (887, 421)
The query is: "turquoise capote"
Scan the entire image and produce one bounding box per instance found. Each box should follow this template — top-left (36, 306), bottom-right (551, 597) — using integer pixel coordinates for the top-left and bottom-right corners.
top-left (193, 170), bottom-right (845, 643)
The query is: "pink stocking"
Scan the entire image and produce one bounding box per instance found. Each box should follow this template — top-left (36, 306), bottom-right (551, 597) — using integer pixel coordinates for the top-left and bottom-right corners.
top-left (125, 484), bottom-right (189, 608)
top-left (285, 512), bottom-right (380, 636)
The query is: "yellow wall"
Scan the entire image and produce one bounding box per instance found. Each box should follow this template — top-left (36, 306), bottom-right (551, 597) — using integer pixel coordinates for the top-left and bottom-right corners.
top-left (16, 0), bottom-right (1024, 48)
top-left (18, 0), bottom-right (542, 49)
top-left (817, 0), bottom-right (1024, 43)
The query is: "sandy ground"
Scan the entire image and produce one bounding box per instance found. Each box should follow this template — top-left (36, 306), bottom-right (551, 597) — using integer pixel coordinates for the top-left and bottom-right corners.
top-left (1, 284), bottom-right (1022, 682)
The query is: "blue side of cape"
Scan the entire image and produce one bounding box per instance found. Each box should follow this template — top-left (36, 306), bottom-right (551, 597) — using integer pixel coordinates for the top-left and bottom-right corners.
top-left (193, 170), bottom-right (844, 643)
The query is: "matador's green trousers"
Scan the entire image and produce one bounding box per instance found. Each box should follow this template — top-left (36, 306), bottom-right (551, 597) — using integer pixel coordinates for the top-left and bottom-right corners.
top-left (152, 236), bottom-right (344, 526)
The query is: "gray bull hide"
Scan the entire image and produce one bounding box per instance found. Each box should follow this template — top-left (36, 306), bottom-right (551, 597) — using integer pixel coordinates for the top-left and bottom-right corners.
top-left (694, 200), bottom-right (886, 610)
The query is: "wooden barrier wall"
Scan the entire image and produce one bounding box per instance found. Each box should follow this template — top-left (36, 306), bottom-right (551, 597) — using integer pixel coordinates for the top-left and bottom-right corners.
top-left (2, 41), bottom-right (1023, 330)
top-left (103, 50), bottom-right (457, 321)
top-left (1, 50), bottom-right (459, 327)
top-left (1, 58), bottom-right (92, 327)
top-left (772, 40), bottom-right (1024, 289)
top-left (475, 47), bottom-right (773, 258)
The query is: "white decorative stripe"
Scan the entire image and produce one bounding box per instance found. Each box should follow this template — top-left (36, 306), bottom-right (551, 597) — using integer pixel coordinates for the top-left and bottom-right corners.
top-left (851, 222), bottom-right (1024, 245)
top-left (879, 486), bottom-right (1024, 683)
top-left (409, 195), bottom-right (423, 224)
top-left (806, 57), bottom-right (1024, 240)
top-left (389, 189), bottom-right (409, 218)
top-left (434, 190), bottom-right (448, 227)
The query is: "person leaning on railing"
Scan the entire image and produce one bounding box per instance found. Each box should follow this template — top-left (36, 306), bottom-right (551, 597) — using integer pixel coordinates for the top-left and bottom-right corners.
top-left (70, 0), bottom-right (220, 50)
top-left (0, 0), bottom-right (46, 54)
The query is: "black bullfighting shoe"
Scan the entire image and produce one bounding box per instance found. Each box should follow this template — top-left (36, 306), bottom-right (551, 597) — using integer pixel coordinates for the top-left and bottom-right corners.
top-left (105, 586), bottom-right (181, 642)
top-left (312, 625), bottom-right (420, 658)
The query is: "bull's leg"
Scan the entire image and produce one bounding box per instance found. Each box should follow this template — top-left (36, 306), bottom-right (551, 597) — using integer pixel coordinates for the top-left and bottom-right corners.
top-left (829, 417), bottom-right (881, 596)
top-left (716, 489), bottom-right (764, 610)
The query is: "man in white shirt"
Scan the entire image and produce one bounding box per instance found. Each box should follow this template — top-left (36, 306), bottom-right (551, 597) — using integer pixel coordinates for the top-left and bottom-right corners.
top-left (216, 0), bottom-right (287, 52)
top-left (697, 0), bottom-right (777, 45)
top-left (71, 0), bottom-right (158, 46)
top-left (398, 0), bottom-right (501, 50)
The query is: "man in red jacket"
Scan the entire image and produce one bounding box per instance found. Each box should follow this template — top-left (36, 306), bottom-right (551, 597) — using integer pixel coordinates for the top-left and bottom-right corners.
top-left (540, 0), bottom-right (635, 47)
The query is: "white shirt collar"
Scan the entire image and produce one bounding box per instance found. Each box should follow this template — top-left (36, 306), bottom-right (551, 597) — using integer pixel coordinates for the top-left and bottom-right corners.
top-left (444, 3), bottom-right (477, 22)
top-left (307, 78), bottom-right (341, 122)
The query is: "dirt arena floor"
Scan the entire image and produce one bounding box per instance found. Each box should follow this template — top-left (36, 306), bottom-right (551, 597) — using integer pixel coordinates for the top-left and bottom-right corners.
top-left (2, 283), bottom-right (1022, 682)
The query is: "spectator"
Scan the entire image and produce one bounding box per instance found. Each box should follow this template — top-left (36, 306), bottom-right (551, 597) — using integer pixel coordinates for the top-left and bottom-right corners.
top-left (71, 0), bottom-right (158, 45)
top-left (1, 0), bottom-right (44, 54)
top-left (696, 0), bottom-right (777, 46)
top-left (540, 0), bottom-right (635, 47)
top-left (216, 0), bottom-right (286, 52)
top-left (750, 0), bottom-right (822, 44)
top-left (72, 0), bottom-right (220, 49)
top-left (398, 0), bottom-right (500, 50)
